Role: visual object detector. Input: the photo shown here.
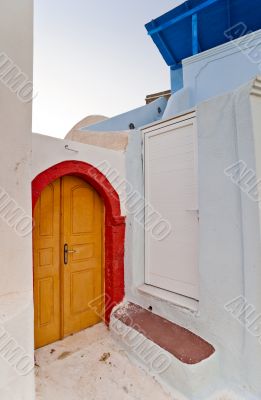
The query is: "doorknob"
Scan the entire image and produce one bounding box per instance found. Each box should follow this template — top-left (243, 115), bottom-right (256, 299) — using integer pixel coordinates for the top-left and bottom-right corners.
top-left (64, 244), bottom-right (77, 265)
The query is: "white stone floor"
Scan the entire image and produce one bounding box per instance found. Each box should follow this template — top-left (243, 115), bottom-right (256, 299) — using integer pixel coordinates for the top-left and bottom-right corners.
top-left (35, 323), bottom-right (172, 400)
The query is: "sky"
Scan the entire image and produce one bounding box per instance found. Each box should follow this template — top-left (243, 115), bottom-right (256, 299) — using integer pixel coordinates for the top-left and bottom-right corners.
top-left (33, 1), bottom-right (183, 138)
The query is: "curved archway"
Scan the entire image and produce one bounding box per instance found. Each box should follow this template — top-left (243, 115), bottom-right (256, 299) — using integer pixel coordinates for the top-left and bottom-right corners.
top-left (32, 160), bottom-right (125, 324)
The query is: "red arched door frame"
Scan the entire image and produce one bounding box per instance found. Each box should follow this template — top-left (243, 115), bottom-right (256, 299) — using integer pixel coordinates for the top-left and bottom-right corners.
top-left (32, 160), bottom-right (125, 324)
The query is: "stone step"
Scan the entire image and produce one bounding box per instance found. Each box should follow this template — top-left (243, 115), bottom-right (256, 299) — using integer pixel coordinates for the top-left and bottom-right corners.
top-left (110, 302), bottom-right (221, 400)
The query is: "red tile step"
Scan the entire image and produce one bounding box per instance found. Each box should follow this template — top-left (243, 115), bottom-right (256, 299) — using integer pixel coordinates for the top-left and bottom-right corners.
top-left (113, 302), bottom-right (215, 365)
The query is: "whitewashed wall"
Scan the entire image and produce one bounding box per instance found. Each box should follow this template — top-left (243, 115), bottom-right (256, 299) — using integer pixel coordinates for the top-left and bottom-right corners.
top-left (167, 30), bottom-right (261, 119)
top-left (123, 79), bottom-right (261, 399)
top-left (0, 1), bottom-right (34, 399)
top-left (182, 30), bottom-right (261, 108)
top-left (83, 97), bottom-right (167, 132)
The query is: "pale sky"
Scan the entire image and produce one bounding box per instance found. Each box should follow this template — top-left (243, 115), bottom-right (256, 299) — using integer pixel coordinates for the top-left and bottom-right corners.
top-left (33, 1), bottom-right (182, 138)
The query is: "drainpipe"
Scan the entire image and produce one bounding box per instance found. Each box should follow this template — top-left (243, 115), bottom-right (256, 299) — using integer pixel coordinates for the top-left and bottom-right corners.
top-left (170, 63), bottom-right (184, 93)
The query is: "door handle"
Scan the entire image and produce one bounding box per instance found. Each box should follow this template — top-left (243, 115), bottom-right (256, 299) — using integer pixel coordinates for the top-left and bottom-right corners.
top-left (64, 244), bottom-right (77, 265)
top-left (64, 244), bottom-right (68, 265)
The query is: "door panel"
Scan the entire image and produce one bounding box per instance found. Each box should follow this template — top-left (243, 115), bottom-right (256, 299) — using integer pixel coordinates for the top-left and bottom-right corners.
top-left (144, 117), bottom-right (199, 300)
top-left (33, 179), bottom-right (61, 349)
top-left (62, 176), bottom-right (103, 337)
top-left (34, 175), bottom-right (104, 348)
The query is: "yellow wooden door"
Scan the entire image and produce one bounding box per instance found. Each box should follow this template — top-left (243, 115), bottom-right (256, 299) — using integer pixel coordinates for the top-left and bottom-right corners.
top-left (33, 176), bottom-right (104, 349)
top-left (33, 179), bottom-right (61, 349)
top-left (62, 176), bottom-right (104, 336)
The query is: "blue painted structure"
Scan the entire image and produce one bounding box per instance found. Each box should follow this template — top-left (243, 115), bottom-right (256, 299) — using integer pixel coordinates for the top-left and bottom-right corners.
top-left (80, 1), bottom-right (261, 133)
top-left (145, 0), bottom-right (261, 92)
top-left (146, 0), bottom-right (261, 65)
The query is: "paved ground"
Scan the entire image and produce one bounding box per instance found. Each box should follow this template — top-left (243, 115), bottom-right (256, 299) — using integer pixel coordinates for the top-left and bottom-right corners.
top-left (35, 323), bottom-right (172, 400)
top-left (35, 323), bottom-right (242, 400)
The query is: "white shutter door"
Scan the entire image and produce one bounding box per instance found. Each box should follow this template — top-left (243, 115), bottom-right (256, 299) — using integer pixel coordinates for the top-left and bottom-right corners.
top-left (144, 117), bottom-right (199, 300)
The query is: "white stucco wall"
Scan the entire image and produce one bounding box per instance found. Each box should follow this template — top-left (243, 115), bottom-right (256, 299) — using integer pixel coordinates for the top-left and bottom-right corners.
top-left (0, 1), bottom-right (34, 398)
top-left (123, 79), bottom-right (261, 399)
top-left (84, 97), bottom-right (168, 132)
top-left (182, 30), bottom-right (261, 109)
top-left (167, 30), bottom-right (261, 120)
top-left (32, 133), bottom-right (127, 215)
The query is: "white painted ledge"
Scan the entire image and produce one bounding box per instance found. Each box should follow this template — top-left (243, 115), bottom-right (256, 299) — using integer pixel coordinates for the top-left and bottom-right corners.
top-left (183, 29), bottom-right (261, 66)
top-left (138, 284), bottom-right (198, 312)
